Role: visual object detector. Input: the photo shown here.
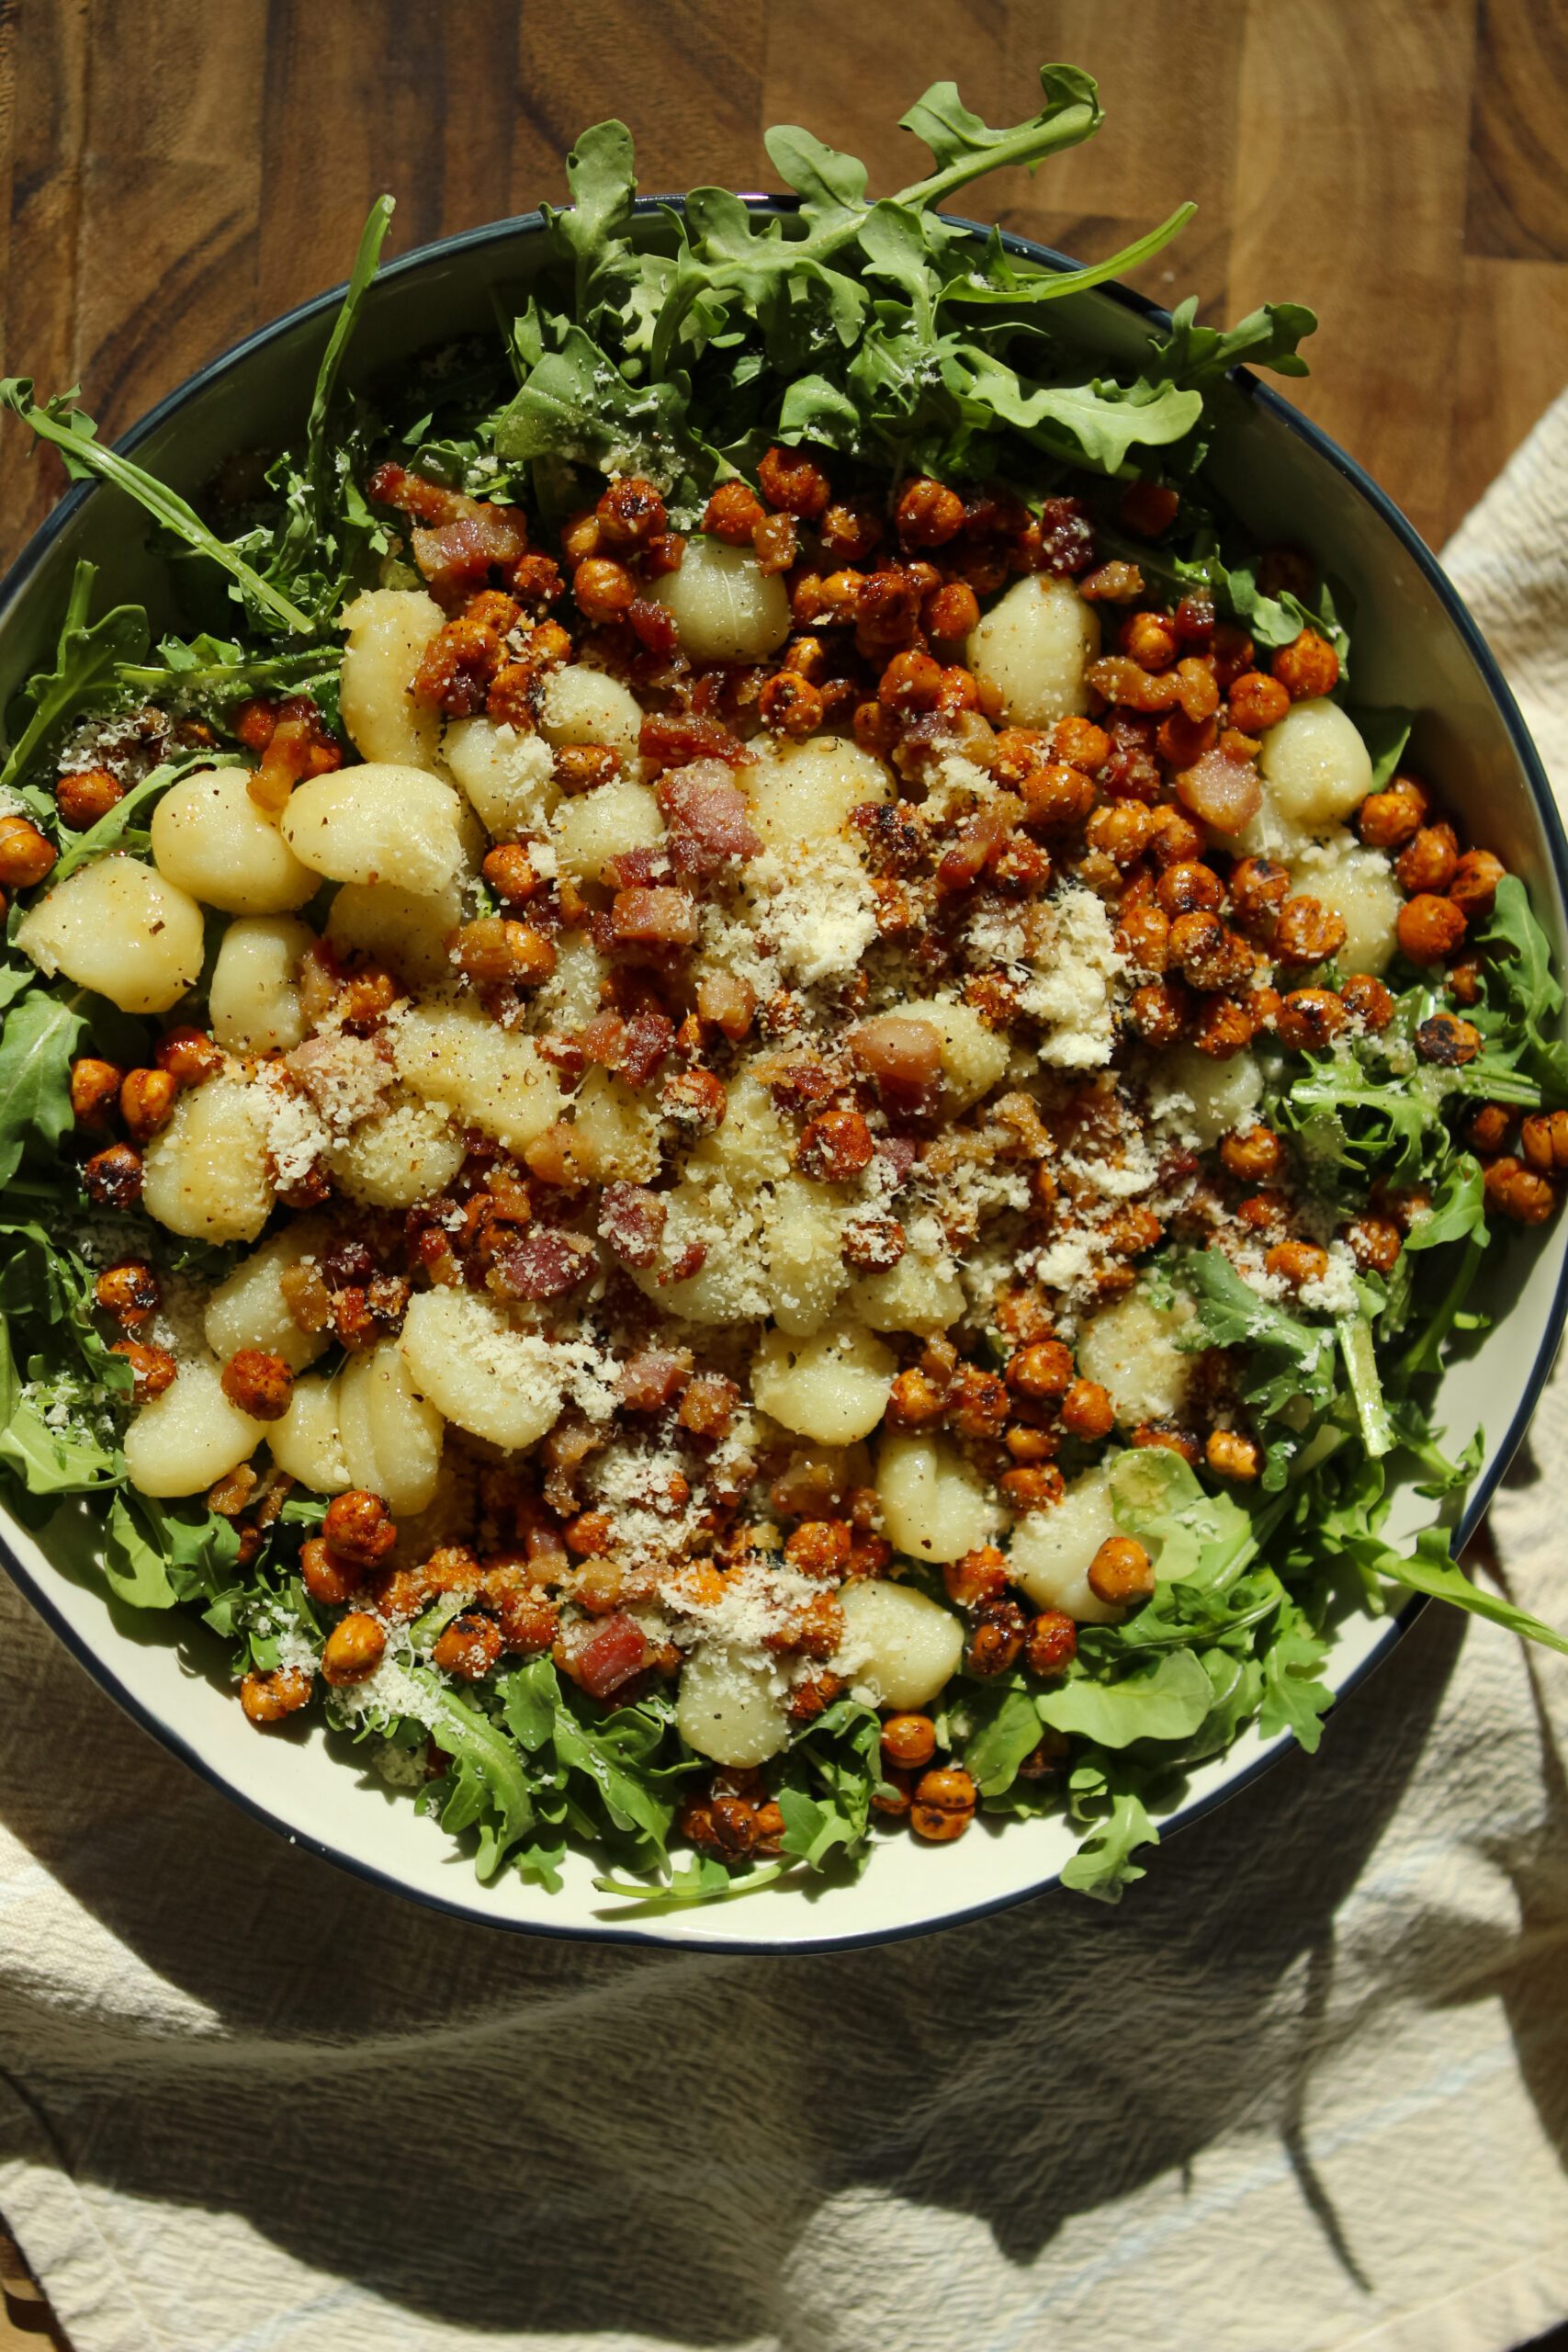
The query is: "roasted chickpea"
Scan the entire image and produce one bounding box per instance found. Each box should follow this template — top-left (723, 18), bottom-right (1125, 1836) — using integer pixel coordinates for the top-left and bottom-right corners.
top-left (757, 444), bottom-right (831, 522)
top-left (966, 1597), bottom-right (1027, 1677)
top-left (1024, 1609), bottom-right (1077, 1677)
top-left (322, 1489), bottom-right (397, 1566)
top-left (481, 843), bottom-right (541, 905)
top-left (795, 1109), bottom-right (874, 1181)
top-left (1004, 1339), bottom-right (1074, 1400)
top-left (1220, 1124), bottom-right (1284, 1182)
top-left (1357, 778), bottom-right (1428, 848)
top-left (1265, 1238), bottom-right (1330, 1288)
top-left (1206, 1429), bottom-right (1262, 1483)
top-left (220, 1350), bottom-right (295, 1421)
top-left (1450, 848), bottom-right (1506, 919)
top-left (240, 1666), bottom-right (312, 1726)
top-left (759, 671), bottom-right (825, 736)
top-left (1087, 1536), bottom-right (1156, 1606)
top-left (881, 1713), bottom-right (937, 1770)
top-left (1395, 823), bottom-right (1460, 896)
top-left (0, 814), bottom-right (57, 888)
top-left (1228, 856), bottom-right (1291, 935)
top-left (84, 1143), bottom-right (143, 1207)
top-left (1483, 1156), bottom-right (1557, 1225)
top-left (571, 556), bottom-right (637, 624)
top-left (321, 1612), bottom-right (387, 1686)
top-left (1274, 989), bottom-right (1348, 1050)
top-left (109, 1338), bottom-right (177, 1403)
top-left (119, 1068), bottom-right (179, 1143)
top-left (1271, 628), bottom-right (1339, 700)
top-left (433, 1611), bottom-right (504, 1681)
top-left (1059, 1376), bottom-right (1115, 1442)
top-left (596, 475), bottom-right (667, 548)
top-left (1340, 974), bottom-right (1395, 1031)
top-left (156, 1027), bottom-right (224, 1084)
top-left (896, 478), bottom-right (964, 547)
top-left (300, 1535), bottom-right (363, 1606)
top-left (1227, 672), bottom-right (1291, 733)
top-left (943, 1544), bottom-right (1010, 1609)
top-left (1415, 1012), bottom-right (1482, 1067)
top-left (1467, 1102), bottom-right (1515, 1155)
top-left (1344, 1214), bottom-right (1403, 1275)
top-left (55, 766), bottom-right (124, 829)
top-left (1521, 1110), bottom-right (1568, 1173)
top-left (1397, 893), bottom-right (1467, 965)
top-left (1192, 995), bottom-right (1257, 1059)
top-left (1120, 609), bottom-right (1179, 671)
top-left (1156, 861), bottom-right (1224, 918)
top-left (1127, 978), bottom-right (1192, 1046)
top-left (702, 481), bottom-right (767, 543)
top-left (70, 1057), bottom-right (125, 1125)
top-left (1272, 896), bottom-right (1348, 968)
top-left (448, 917), bottom-right (557, 990)
top-left (909, 1764), bottom-right (977, 1842)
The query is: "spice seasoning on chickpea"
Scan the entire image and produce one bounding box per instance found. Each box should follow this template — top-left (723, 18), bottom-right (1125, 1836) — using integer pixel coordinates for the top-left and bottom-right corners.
top-left (2, 66), bottom-right (1564, 1921)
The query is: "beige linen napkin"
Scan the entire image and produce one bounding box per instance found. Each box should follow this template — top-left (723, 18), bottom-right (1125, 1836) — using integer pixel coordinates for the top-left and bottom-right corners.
top-left (1, 406), bottom-right (1567, 2352)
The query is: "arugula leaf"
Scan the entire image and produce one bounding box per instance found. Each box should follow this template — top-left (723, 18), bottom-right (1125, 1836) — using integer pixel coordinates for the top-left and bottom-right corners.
top-left (897, 65), bottom-right (1103, 201)
top-left (1257, 1600), bottom-right (1336, 1752)
top-left (1376, 1526), bottom-right (1568, 1657)
top-left (0, 380), bottom-right (314, 632)
top-left (1479, 875), bottom-right (1568, 1096)
top-left (0, 560), bottom-right (149, 796)
top-left (1038, 1646), bottom-right (1216, 1747)
top-left (1178, 1247), bottom-right (1338, 1423)
top-left (964, 1679), bottom-right (1047, 1799)
top-left (1149, 294), bottom-right (1317, 386)
top-left (547, 120), bottom-right (638, 313)
top-left (1337, 1315), bottom-right (1393, 1459)
top-left (0, 988), bottom-right (86, 1187)
top-left (1059, 1755), bottom-right (1158, 1900)
top-left (1348, 706), bottom-right (1414, 792)
top-left (104, 1490), bottom-right (242, 1609)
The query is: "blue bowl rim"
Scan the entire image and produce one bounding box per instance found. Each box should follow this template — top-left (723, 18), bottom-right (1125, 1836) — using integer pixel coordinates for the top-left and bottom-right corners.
top-left (1, 196), bottom-right (1564, 1957)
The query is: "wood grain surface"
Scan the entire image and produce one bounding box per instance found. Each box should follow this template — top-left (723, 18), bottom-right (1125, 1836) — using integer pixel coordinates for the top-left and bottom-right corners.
top-left (0, 5), bottom-right (1564, 2346)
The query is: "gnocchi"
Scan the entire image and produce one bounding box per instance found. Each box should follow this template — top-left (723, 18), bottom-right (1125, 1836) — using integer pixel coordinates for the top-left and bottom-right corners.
top-left (141, 1075), bottom-right (275, 1242)
top-left (1075, 1290), bottom-right (1195, 1428)
top-left (836, 1577), bottom-right (964, 1710)
top-left (550, 778), bottom-right (665, 884)
top-left (1258, 698), bottom-right (1373, 836)
top-left (400, 1287), bottom-right (572, 1452)
top-left (445, 717), bottom-right (558, 839)
top-left (393, 1001), bottom-right (562, 1153)
top-left (203, 1223), bottom-right (332, 1373)
top-left (651, 537), bottom-right (791, 664)
top-left (336, 1341), bottom-right (445, 1518)
top-left (1008, 1463), bottom-right (1123, 1623)
top-left (744, 738), bottom-right (893, 848)
top-left (966, 573), bottom-right (1099, 726)
top-left (876, 1430), bottom-right (1001, 1563)
top-left (17, 856), bottom-right (204, 1015)
top-left (150, 766), bottom-right (318, 915)
top-left (324, 1089), bottom-right (466, 1208)
top-left (675, 1644), bottom-right (790, 1767)
top-left (124, 1358), bottom-right (268, 1498)
top-left (281, 764), bottom-right (468, 896)
top-left (538, 663), bottom-right (645, 757)
top-left (339, 588), bottom-right (447, 769)
top-left (751, 1317), bottom-right (896, 1444)
top-left (208, 915), bottom-right (314, 1053)
top-left (266, 1373), bottom-right (350, 1493)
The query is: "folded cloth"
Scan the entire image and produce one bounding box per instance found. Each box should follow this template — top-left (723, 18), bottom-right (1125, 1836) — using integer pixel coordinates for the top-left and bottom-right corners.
top-left (2, 407), bottom-right (1567, 2352)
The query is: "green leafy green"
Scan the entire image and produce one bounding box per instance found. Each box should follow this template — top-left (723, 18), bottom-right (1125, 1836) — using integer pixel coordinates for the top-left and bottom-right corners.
top-left (0, 989), bottom-right (87, 1188)
top-left (0, 560), bottom-right (149, 797)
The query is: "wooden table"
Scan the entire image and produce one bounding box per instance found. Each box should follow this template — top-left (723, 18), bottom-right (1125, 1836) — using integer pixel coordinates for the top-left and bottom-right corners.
top-left (0, 2), bottom-right (1565, 2345)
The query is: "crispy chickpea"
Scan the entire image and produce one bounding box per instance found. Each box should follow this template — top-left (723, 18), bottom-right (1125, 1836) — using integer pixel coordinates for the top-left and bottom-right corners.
top-left (1275, 989), bottom-right (1348, 1050)
top-left (433, 1611), bottom-right (504, 1681)
top-left (55, 766), bottom-right (124, 829)
top-left (109, 1338), bottom-right (177, 1402)
top-left (1450, 848), bottom-right (1506, 919)
top-left (1022, 762), bottom-right (1097, 831)
top-left (878, 648), bottom-right (944, 712)
top-left (240, 1666), bottom-right (312, 1726)
top-left (752, 512), bottom-right (799, 572)
top-left (795, 1109), bottom-right (874, 1181)
top-left (449, 917), bottom-right (557, 990)
top-left (1395, 823), bottom-right (1460, 896)
top-left (1118, 901), bottom-right (1170, 976)
top-left (156, 1026), bottom-right (224, 1084)
top-left (1192, 993), bottom-right (1257, 1059)
top-left (1468, 1102), bottom-right (1514, 1154)
top-left (1273, 896), bottom-right (1348, 968)
top-left (1483, 1156), bottom-right (1558, 1225)
top-left (1120, 610), bottom-right (1179, 671)
top-left (1344, 1213), bottom-right (1403, 1274)
top-left (1228, 855), bottom-right (1291, 935)
top-left (1416, 1012), bottom-right (1482, 1068)
top-left (881, 1713), bottom-right (937, 1770)
top-left (896, 477), bottom-right (964, 547)
top-left (1265, 1239), bottom-right (1330, 1288)
top-left (1087, 1535), bottom-right (1156, 1606)
top-left (1220, 1124), bottom-right (1284, 1182)
top-left (95, 1260), bottom-right (161, 1329)
top-left (1341, 974), bottom-right (1395, 1031)
top-left (1206, 1429), bottom-right (1262, 1482)
top-left (70, 1057), bottom-right (125, 1125)
top-left (872, 1766), bottom-right (915, 1819)
top-left (1059, 1376), bottom-right (1115, 1442)
top-left (1120, 481), bottom-right (1180, 537)
top-left (909, 1764), bottom-right (977, 1843)
top-left (321, 1611), bottom-right (387, 1686)
top-left (943, 1544), bottom-right (1010, 1609)
top-left (1448, 958), bottom-right (1483, 1007)
top-left (819, 497), bottom-right (883, 563)
top-left (554, 744), bottom-right (622, 795)
top-left (1357, 778), bottom-right (1428, 848)
top-left (220, 1349), bottom-right (295, 1420)
top-left (998, 1464), bottom-right (1065, 1512)
top-left (1521, 1110), bottom-right (1568, 1172)
top-left (571, 556), bottom-right (637, 624)
top-left (1156, 861), bottom-right (1224, 918)
top-left (1397, 893), bottom-right (1467, 965)
top-left (966, 1597), bottom-right (1027, 1678)
top-left (596, 474), bottom-right (666, 548)
top-left (84, 1143), bottom-right (143, 1207)
top-left (1227, 672), bottom-right (1291, 734)
top-left (481, 843), bottom-right (541, 905)
top-left (1024, 1609), bottom-right (1077, 1677)
top-left (702, 481), bottom-right (767, 542)
top-left (923, 580), bottom-right (981, 640)
top-left (300, 1536), bottom-right (363, 1606)
top-left (322, 1489), bottom-right (397, 1567)
top-left (1004, 1339), bottom-right (1074, 1400)
top-left (758, 671), bottom-right (825, 736)
top-left (119, 1067), bottom-right (179, 1143)
top-left (757, 444), bottom-right (831, 522)
top-left (1271, 628), bottom-right (1339, 700)
top-left (1127, 978), bottom-right (1192, 1046)
top-left (0, 814), bottom-right (57, 888)
top-left (1170, 910), bottom-right (1249, 991)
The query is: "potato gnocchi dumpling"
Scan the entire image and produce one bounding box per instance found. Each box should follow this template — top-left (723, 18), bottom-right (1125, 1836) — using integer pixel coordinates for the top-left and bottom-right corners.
top-left (281, 764), bottom-right (468, 894)
top-left (141, 1075), bottom-right (275, 1242)
top-left (208, 915), bottom-right (314, 1053)
top-left (150, 766), bottom-right (318, 915)
top-left (339, 588), bottom-right (447, 769)
top-left (651, 537), bottom-right (791, 664)
top-left (966, 574), bottom-right (1099, 726)
top-left (17, 856), bottom-right (205, 1014)
top-left (125, 1358), bottom-right (269, 1498)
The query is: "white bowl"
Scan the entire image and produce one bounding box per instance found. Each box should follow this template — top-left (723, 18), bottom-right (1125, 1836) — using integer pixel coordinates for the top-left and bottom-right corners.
top-left (3, 207), bottom-right (1564, 1951)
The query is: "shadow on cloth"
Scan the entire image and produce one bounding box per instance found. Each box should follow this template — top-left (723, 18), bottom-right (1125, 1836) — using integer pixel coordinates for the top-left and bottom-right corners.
top-left (0, 1577), bottom-right (1517, 2346)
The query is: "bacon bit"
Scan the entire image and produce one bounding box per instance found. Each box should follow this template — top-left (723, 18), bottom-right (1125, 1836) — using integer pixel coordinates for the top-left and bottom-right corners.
top-left (618, 1009), bottom-right (676, 1088)
top-left (627, 595), bottom-right (681, 655)
top-left (598, 1182), bottom-right (668, 1269)
top-left (695, 968), bottom-right (756, 1041)
top-left (875, 1134), bottom-right (920, 1190)
top-left (412, 503), bottom-right (531, 604)
top-left (659, 760), bottom-right (762, 874)
top-left (618, 1348), bottom-right (693, 1410)
top-left (679, 1374), bottom-right (741, 1440)
top-left (660, 1239), bottom-right (708, 1283)
top-left (609, 887), bottom-right (699, 949)
top-left (638, 711), bottom-right (749, 773)
top-left (1176, 747), bottom-right (1263, 835)
top-left (576, 1613), bottom-right (651, 1700)
top-left (849, 1013), bottom-right (944, 1108)
top-left (366, 462), bottom-right (467, 526)
top-left (488, 1228), bottom-right (597, 1299)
